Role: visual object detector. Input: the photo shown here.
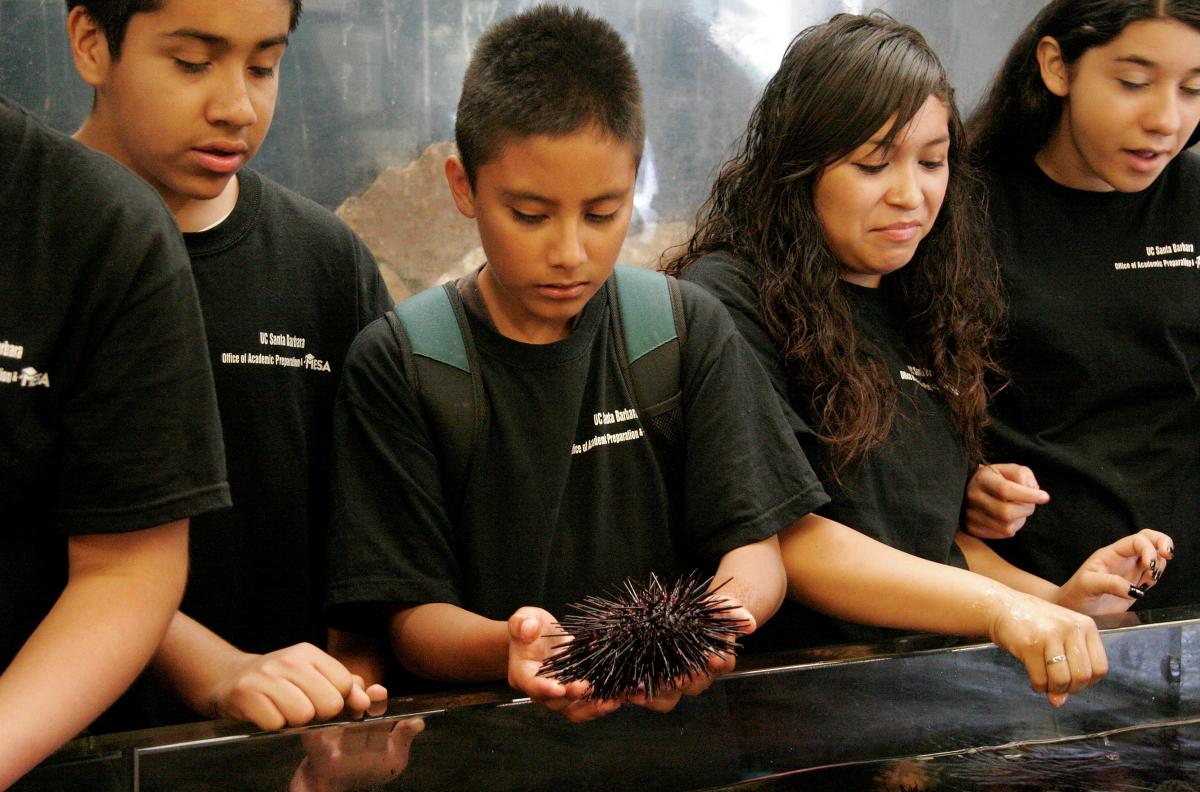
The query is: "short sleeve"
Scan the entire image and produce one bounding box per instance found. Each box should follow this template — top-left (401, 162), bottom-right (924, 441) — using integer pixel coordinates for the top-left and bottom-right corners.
top-left (55, 219), bottom-right (231, 533)
top-left (325, 316), bottom-right (463, 628)
top-left (675, 279), bottom-right (828, 562)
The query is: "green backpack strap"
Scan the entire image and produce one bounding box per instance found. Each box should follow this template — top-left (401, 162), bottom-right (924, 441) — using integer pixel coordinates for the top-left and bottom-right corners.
top-left (390, 282), bottom-right (483, 512)
top-left (608, 266), bottom-right (686, 445)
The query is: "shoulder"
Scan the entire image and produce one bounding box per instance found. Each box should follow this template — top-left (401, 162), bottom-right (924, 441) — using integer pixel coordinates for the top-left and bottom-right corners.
top-left (0, 100), bottom-right (187, 283)
top-left (1159, 149), bottom-right (1200, 198)
top-left (678, 252), bottom-right (761, 314)
top-left (250, 169), bottom-right (362, 240)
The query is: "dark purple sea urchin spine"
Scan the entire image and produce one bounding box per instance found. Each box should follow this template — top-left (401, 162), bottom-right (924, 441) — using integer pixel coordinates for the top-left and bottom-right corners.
top-left (537, 572), bottom-right (747, 701)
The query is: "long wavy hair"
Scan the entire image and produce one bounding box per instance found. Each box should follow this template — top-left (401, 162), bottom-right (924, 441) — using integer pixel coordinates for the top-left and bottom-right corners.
top-left (970, 0), bottom-right (1200, 167)
top-left (665, 13), bottom-right (1003, 481)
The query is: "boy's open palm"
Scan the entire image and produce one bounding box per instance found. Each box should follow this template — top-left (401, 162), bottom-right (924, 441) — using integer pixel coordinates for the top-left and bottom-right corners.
top-left (506, 607), bottom-right (621, 723)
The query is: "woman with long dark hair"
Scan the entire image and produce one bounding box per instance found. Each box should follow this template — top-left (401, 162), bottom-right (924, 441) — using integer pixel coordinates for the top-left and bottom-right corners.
top-left (964, 0), bottom-right (1199, 608)
top-left (665, 13), bottom-right (1171, 667)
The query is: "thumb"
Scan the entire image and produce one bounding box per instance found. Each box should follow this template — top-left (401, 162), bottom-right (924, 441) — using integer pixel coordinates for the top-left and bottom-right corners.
top-left (507, 609), bottom-right (544, 647)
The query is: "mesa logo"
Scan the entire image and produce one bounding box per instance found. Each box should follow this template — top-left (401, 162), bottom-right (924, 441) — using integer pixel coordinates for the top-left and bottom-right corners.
top-left (303, 353), bottom-right (331, 373)
top-left (1, 367), bottom-right (50, 388)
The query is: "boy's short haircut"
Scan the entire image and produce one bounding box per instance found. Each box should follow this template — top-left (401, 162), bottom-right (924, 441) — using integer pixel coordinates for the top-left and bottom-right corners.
top-left (65, 0), bottom-right (304, 57)
top-left (454, 4), bottom-right (645, 186)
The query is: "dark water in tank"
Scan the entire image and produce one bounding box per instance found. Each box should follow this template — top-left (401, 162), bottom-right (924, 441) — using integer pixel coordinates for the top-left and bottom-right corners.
top-left (715, 721), bottom-right (1200, 791)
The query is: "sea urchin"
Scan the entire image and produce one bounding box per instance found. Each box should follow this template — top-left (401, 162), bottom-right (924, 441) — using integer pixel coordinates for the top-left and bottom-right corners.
top-left (537, 572), bottom-right (747, 701)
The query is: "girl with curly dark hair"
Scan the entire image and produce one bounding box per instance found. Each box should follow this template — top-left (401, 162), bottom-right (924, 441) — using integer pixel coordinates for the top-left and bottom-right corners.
top-left (666, 12), bottom-right (1171, 653)
top-left (962, 0), bottom-right (1199, 610)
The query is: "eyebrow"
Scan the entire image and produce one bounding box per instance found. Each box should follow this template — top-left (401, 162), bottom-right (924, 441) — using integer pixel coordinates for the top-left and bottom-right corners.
top-left (1115, 55), bottom-right (1200, 74)
top-left (500, 189), bottom-right (629, 205)
top-left (161, 29), bottom-right (289, 51)
top-left (864, 134), bottom-right (950, 151)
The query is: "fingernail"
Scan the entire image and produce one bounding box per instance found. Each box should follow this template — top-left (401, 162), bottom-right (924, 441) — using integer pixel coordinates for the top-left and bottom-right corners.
top-left (1150, 559), bottom-right (1157, 573)
top-left (1169, 546), bottom-right (1175, 555)
top-left (1138, 583), bottom-right (1151, 591)
top-left (1128, 584), bottom-right (1144, 599)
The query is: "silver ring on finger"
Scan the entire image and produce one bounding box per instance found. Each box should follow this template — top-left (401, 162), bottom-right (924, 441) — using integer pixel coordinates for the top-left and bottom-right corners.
top-left (1046, 654), bottom-right (1068, 665)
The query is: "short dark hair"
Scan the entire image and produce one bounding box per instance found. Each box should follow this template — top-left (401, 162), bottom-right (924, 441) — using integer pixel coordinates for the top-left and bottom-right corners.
top-left (970, 0), bottom-right (1200, 167)
top-left (454, 4), bottom-right (644, 186)
top-left (65, 0), bottom-right (304, 57)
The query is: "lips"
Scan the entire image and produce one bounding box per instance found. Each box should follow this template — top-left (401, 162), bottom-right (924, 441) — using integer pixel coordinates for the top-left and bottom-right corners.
top-left (192, 142), bottom-right (248, 174)
top-left (874, 221), bottom-right (922, 242)
top-left (537, 281), bottom-right (588, 299)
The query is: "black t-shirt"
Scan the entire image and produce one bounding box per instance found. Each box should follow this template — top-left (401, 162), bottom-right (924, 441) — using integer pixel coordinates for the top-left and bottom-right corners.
top-left (182, 168), bottom-right (393, 654)
top-left (682, 252), bottom-right (969, 649)
top-left (0, 95), bottom-right (230, 671)
top-left (326, 274), bottom-right (827, 637)
top-left (985, 154), bottom-right (1200, 607)
top-left (100, 169), bottom-right (392, 730)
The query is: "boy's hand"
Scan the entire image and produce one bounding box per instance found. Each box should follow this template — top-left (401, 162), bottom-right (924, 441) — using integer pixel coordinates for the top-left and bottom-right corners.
top-left (506, 607), bottom-right (621, 723)
top-left (629, 597), bottom-right (755, 714)
top-left (289, 716), bottom-right (424, 792)
top-left (964, 464), bottom-right (1050, 539)
top-left (210, 642), bottom-right (387, 730)
top-left (984, 588), bottom-right (1107, 707)
top-left (1054, 529), bottom-right (1174, 616)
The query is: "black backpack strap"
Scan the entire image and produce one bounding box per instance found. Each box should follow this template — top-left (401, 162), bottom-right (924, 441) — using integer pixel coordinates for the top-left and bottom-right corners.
top-left (391, 282), bottom-right (485, 512)
top-left (608, 266), bottom-right (686, 449)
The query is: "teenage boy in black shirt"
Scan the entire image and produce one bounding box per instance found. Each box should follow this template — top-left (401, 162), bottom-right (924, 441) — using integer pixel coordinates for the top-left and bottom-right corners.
top-left (0, 94), bottom-right (229, 787)
top-left (326, 5), bottom-right (828, 721)
top-left (65, 0), bottom-right (391, 729)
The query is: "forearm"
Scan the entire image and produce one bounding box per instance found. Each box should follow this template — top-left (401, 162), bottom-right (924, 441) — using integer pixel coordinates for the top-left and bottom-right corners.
top-left (954, 531), bottom-right (1059, 601)
top-left (781, 514), bottom-right (1024, 638)
top-left (150, 611), bottom-right (251, 718)
top-left (328, 628), bottom-right (388, 688)
top-left (712, 535), bottom-right (786, 628)
top-left (389, 603), bottom-right (509, 683)
top-left (0, 521), bottom-right (188, 789)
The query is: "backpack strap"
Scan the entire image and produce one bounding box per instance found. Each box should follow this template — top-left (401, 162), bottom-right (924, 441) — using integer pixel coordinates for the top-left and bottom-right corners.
top-left (390, 282), bottom-right (484, 512)
top-left (608, 266), bottom-right (686, 420)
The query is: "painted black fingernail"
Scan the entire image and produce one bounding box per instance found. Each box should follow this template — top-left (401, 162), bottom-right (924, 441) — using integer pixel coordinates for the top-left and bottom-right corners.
top-left (1150, 559), bottom-right (1157, 573)
top-left (1169, 546), bottom-right (1175, 555)
top-left (1128, 585), bottom-right (1144, 599)
top-left (1138, 583), bottom-right (1151, 591)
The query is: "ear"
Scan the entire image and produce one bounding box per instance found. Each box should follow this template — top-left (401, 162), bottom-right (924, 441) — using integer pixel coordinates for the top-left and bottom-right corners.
top-left (67, 6), bottom-right (113, 88)
top-left (444, 155), bottom-right (478, 220)
top-left (1035, 35), bottom-right (1070, 98)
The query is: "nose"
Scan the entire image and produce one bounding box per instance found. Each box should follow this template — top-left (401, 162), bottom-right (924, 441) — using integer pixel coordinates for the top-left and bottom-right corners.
top-left (1142, 86), bottom-right (1182, 138)
top-left (207, 67), bottom-right (258, 129)
top-left (548, 219), bottom-right (586, 269)
top-left (885, 164), bottom-right (922, 210)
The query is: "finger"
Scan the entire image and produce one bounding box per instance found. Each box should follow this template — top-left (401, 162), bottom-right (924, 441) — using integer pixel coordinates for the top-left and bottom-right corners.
top-left (280, 665), bottom-right (348, 721)
top-left (561, 697), bottom-right (619, 723)
top-left (1085, 626), bottom-right (1108, 680)
top-left (241, 676), bottom-right (316, 729)
top-left (985, 465), bottom-right (1050, 504)
top-left (1093, 571), bottom-right (1148, 602)
top-left (634, 689), bottom-right (683, 713)
top-left (1043, 643), bottom-right (1072, 696)
top-left (1017, 641), bottom-right (1049, 694)
top-left (307, 650), bottom-right (357, 698)
top-left (508, 611), bottom-right (543, 646)
top-left (1063, 633), bottom-right (1094, 694)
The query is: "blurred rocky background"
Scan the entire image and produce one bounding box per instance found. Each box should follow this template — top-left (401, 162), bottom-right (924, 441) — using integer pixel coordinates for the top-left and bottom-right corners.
top-left (1, 0), bottom-right (1046, 299)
